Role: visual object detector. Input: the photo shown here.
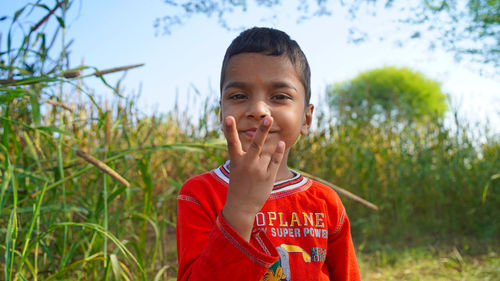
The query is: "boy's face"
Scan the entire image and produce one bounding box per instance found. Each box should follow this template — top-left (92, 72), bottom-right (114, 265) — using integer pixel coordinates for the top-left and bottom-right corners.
top-left (220, 53), bottom-right (313, 156)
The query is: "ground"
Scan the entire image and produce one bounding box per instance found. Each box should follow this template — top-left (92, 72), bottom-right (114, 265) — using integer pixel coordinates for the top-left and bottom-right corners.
top-left (358, 246), bottom-right (500, 280)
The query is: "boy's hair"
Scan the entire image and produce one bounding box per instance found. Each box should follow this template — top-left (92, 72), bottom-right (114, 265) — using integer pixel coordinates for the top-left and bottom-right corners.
top-left (220, 27), bottom-right (311, 105)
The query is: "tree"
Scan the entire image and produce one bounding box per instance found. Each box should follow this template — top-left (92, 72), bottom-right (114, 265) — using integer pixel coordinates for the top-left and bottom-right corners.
top-left (154, 0), bottom-right (332, 35)
top-left (327, 66), bottom-right (448, 123)
top-left (156, 0), bottom-right (500, 75)
top-left (373, 0), bottom-right (500, 74)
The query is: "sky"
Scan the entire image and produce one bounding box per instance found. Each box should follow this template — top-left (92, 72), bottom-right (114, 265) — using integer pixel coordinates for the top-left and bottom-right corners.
top-left (2, 0), bottom-right (500, 130)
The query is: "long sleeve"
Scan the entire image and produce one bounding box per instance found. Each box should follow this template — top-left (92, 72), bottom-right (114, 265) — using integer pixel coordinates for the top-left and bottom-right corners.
top-left (325, 204), bottom-right (361, 281)
top-left (176, 176), bottom-right (279, 281)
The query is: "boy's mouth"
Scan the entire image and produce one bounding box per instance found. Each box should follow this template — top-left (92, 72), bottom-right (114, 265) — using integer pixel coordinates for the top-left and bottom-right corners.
top-left (239, 129), bottom-right (277, 138)
top-left (242, 129), bottom-right (257, 138)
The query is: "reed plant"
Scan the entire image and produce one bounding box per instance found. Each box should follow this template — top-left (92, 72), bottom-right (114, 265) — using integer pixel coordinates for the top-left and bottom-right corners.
top-left (0, 2), bottom-right (224, 280)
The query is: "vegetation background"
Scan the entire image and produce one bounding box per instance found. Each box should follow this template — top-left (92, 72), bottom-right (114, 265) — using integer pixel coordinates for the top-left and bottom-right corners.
top-left (1, 1), bottom-right (499, 280)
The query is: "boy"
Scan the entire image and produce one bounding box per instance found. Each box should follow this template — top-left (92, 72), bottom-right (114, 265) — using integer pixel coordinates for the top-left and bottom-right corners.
top-left (176, 27), bottom-right (360, 281)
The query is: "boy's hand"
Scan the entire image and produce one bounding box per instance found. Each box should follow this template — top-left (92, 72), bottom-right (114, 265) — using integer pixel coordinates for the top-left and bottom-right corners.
top-left (222, 115), bottom-right (285, 241)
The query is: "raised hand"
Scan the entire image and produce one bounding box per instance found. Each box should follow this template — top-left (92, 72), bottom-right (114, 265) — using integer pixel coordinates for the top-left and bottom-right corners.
top-left (222, 115), bottom-right (285, 241)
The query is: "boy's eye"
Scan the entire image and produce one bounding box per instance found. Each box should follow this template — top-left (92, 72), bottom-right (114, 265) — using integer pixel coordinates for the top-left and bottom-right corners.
top-left (272, 93), bottom-right (291, 100)
top-left (228, 93), bottom-right (247, 100)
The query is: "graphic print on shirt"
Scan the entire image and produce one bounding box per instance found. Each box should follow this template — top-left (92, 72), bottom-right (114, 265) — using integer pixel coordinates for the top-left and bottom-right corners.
top-left (254, 211), bottom-right (329, 239)
top-left (263, 244), bottom-right (310, 281)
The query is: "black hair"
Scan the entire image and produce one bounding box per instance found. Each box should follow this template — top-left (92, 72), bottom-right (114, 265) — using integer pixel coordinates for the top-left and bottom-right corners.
top-left (220, 27), bottom-right (311, 105)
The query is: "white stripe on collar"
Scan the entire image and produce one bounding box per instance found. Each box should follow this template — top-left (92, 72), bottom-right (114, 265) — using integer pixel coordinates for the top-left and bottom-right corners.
top-left (212, 161), bottom-right (309, 194)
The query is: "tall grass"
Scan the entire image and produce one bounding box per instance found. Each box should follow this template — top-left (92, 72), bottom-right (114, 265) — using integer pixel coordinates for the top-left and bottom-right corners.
top-left (290, 108), bottom-right (500, 249)
top-left (1, 1), bottom-right (499, 280)
top-left (0, 2), bottom-right (223, 280)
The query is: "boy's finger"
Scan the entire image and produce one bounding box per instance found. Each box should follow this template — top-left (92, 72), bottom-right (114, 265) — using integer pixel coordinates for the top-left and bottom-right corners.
top-left (248, 116), bottom-right (273, 157)
top-left (223, 116), bottom-right (242, 156)
top-left (267, 141), bottom-right (285, 174)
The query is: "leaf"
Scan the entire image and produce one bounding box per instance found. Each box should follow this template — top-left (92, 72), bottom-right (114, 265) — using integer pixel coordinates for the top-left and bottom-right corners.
top-left (33, 3), bottom-right (51, 11)
top-left (7, 28), bottom-right (12, 54)
top-left (55, 16), bottom-right (65, 28)
top-left (170, 145), bottom-right (205, 153)
top-left (13, 7), bottom-right (26, 22)
top-left (30, 94), bottom-right (41, 126)
top-left (2, 104), bottom-right (11, 148)
top-left (153, 265), bottom-right (170, 281)
top-left (13, 76), bottom-right (60, 86)
top-left (17, 273), bottom-right (29, 281)
top-left (19, 182), bottom-right (48, 274)
top-left (482, 173), bottom-right (500, 204)
top-left (4, 210), bottom-right (18, 281)
top-left (110, 254), bottom-right (123, 281)
top-left (6, 203), bottom-right (87, 216)
top-left (0, 144), bottom-right (12, 211)
top-left (131, 213), bottom-right (160, 269)
top-left (0, 89), bottom-right (28, 103)
top-left (13, 170), bottom-right (46, 185)
top-left (36, 126), bottom-right (70, 135)
top-left (15, 67), bottom-right (35, 76)
top-left (45, 253), bottom-right (106, 281)
top-left (205, 138), bottom-right (226, 146)
top-left (51, 222), bottom-right (146, 278)
top-left (102, 255), bottom-right (112, 281)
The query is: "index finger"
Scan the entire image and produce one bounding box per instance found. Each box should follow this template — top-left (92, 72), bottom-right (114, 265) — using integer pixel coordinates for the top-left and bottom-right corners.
top-left (223, 116), bottom-right (243, 157)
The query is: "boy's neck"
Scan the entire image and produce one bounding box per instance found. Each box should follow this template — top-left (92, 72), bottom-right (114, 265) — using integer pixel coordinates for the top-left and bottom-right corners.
top-left (275, 153), bottom-right (294, 182)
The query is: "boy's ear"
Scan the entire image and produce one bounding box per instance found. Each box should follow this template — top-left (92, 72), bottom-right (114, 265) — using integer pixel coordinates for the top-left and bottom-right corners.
top-left (219, 100), bottom-right (222, 122)
top-left (300, 104), bottom-right (314, 136)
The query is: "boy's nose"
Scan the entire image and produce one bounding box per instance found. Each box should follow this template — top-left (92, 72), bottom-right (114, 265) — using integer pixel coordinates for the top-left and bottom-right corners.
top-left (246, 100), bottom-right (270, 119)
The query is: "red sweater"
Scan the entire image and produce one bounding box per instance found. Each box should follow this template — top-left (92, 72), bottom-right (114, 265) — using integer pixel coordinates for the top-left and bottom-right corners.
top-left (176, 162), bottom-right (360, 281)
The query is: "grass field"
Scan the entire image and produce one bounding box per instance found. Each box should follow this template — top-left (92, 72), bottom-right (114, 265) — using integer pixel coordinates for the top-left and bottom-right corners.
top-left (358, 245), bottom-right (500, 280)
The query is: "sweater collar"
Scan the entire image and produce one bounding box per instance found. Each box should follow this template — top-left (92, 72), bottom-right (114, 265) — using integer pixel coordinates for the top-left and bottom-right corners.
top-left (212, 160), bottom-right (309, 193)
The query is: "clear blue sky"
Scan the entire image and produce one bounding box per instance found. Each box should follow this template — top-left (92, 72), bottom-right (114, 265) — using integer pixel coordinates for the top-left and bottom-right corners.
top-left (2, 0), bottom-right (500, 129)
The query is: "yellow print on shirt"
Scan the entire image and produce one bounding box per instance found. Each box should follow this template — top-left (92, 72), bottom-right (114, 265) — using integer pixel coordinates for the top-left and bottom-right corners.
top-left (262, 244), bottom-right (311, 281)
top-left (262, 266), bottom-right (287, 281)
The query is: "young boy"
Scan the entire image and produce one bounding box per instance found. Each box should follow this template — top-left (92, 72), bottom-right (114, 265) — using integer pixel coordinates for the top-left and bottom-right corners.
top-left (176, 27), bottom-right (360, 281)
